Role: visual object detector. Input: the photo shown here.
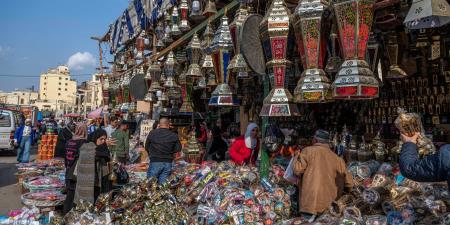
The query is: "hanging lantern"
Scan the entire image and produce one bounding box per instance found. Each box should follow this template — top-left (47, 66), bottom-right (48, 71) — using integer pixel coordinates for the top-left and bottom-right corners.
top-left (186, 33), bottom-right (204, 78)
top-left (404, 0), bottom-right (450, 29)
top-left (203, 0), bottom-right (217, 17)
top-left (135, 32), bottom-right (145, 60)
top-left (144, 65), bottom-right (152, 81)
top-left (144, 90), bottom-right (155, 102)
top-left (325, 32), bottom-right (343, 73)
top-left (385, 32), bottom-right (407, 79)
top-left (209, 16), bottom-right (239, 106)
top-left (164, 51), bottom-right (180, 89)
top-left (160, 91), bottom-right (169, 102)
top-left (201, 21), bottom-right (217, 87)
top-left (190, 0), bottom-right (204, 19)
top-left (162, 14), bottom-right (173, 44)
top-left (179, 0), bottom-right (191, 32)
top-left (171, 6), bottom-right (182, 36)
top-left (121, 72), bottom-right (132, 105)
top-left (148, 61), bottom-right (163, 92)
top-left (228, 5), bottom-right (251, 79)
top-left (293, 0), bottom-right (332, 103)
top-left (259, 0), bottom-right (299, 116)
top-left (155, 22), bottom-right (166, 50)
top-left (179, 68), bottom-right (194, 113)
top-left (332, 0), bottom-right (379, 99)
top-left (102, 76), bottom-right (110, 106)
top-left (195, 77), bottom-right (207, 89)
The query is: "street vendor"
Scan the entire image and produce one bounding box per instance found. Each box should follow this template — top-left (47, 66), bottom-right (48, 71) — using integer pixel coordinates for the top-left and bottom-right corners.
top-left (229, 123), bottom-right (259, 166)
top-left (110, 121), bottom-right (129, 163)
top-left (293, 129), bottom-right (353, 222)
top-left (399, 132), bottom-right (450, 190)
top-left (145, 117), bottom-right (182, 184)
top-left (14, 118), bottom-right (35, 163)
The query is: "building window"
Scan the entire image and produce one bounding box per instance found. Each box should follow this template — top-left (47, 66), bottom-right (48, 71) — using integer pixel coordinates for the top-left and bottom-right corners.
top-left (44, 88), bottom-right (46, 90)
top-left (58, 93), bottom-right (61, 96)
top-left (20, 99), bottom-right (24, 104)
top-left (44, 77), bottom-right (47, 79)
top-left (65, 88), bottom-right (67, 91)
top-left (59, 77), bottom-right (61, 80)
top-left (66, 78), bottom-right (68, 80)
top-left (59, 82), bottom-right (61, 85)
top-left (65, 83), bottom-right (68, 86)
top-left (22, 93), bottom-right (25, 95)
top-left (44, 82), bottom-right (46, 85)
top-left (58, 88), bottom-right (61, 90)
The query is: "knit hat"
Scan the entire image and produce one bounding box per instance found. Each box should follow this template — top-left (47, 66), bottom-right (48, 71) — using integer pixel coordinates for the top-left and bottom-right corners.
top-left (314, 129), bottom-right (330, 142)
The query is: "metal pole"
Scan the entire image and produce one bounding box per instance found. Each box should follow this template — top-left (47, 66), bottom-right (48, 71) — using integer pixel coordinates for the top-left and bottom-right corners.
top-left (259, 74), bottom-right (270, 179)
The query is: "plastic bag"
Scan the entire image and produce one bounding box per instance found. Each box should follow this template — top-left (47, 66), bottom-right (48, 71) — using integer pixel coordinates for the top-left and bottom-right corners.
top-left (283, 157), bottom-right (298, 184)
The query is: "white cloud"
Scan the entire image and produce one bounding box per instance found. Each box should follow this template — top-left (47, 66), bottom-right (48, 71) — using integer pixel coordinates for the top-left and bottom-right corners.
top-left (67, 52), bottom-right (96, 71)
top-left (0, 45), bottom-right (12, 57)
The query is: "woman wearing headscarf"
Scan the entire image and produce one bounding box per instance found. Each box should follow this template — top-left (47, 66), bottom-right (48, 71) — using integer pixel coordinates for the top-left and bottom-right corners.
top-left (63, 123), bottom-right (88, 214)
top-left (74, 129), bottom-right (112, 205)
top-left (229, 123), bottom-right (260, 165)
top-left (206, 126), bottom-right (228, 162)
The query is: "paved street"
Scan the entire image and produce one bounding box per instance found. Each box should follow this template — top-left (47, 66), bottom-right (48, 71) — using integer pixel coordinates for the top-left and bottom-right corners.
top-left (0, 146), bottom-right (37, 215)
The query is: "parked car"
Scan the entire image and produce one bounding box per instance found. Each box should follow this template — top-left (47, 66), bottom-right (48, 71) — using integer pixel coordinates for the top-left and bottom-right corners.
top-left (0, 109), bottom-right (21, 155)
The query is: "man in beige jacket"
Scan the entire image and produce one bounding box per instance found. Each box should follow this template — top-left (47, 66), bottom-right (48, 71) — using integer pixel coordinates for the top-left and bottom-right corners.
top-left (293, 129), bottom-right (354, 222)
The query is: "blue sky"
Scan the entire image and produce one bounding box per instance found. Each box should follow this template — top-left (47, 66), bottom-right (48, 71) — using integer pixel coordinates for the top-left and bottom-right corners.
top-left (0, 0), bottom-right (128, 92)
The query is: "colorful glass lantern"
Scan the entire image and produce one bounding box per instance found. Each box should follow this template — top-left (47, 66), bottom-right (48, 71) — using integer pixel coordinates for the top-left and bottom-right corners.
top-left (201, 21), bottom-right (217, 87)
top-left (171, 6), bottom-right (182, 36)
top-left (209, 16), bottom-right (239, 106)
top-left (259, 0), bottom-right (299, 116)
top-left (179, 0), bottom-right (191, 32)
top-left (293, 0), bottom-right (332, 103)
top-left (148, 61), bottom-right (163, 92)
top-left (385, 32), bottom-right (407, 79)
top-left (228, 5), bottom-right (251, 79)
top-left (155, 22), bottom-right (165, 50)
top-left (332, 0), bottom-right (379, 99)
top-left (186, 33), bottom-right (204, 78)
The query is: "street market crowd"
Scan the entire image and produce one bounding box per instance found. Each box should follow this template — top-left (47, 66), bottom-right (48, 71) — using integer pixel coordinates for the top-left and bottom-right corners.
top-left (4, 113), bottom-right (450, 225)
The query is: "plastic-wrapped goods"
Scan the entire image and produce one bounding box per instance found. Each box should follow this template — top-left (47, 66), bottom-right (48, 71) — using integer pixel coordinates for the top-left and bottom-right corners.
top-left (394, 108), bottom-right (436, 157)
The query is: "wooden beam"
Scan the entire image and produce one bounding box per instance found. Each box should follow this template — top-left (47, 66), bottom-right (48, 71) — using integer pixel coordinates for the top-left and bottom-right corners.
top-left (151, 0), bottom-right (240, 61)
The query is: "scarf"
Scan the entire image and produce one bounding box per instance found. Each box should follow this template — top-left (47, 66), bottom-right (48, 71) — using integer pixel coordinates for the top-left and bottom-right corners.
top-left (245, 123), bottom-right (259, 149)
top-left (74, 142), bottom-right (96, 204)
top-left (73, 123), bottom-right (88, 140)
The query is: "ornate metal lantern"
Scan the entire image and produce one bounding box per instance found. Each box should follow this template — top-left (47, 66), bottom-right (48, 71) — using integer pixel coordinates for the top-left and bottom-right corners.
top-left (191, 0), bottom-right (203, 19)
top-left (203, 0), bottom-right (217, 17)
top-left (228, 5), bottom-right (251, 79)
top-left (259, 0), bottom-right (299, 116)
top-left (179, 68), bottom-right (194, 113)
top-left (135, 32), bottom-right (145, 60)
top-left (385, 32), bottom-right (407, 79)
top-left (293, 0), bottom-right (332, 103)
top-left (164, 51), bottom-right (180, 90)
top-left (186, 33), bottom-right (204, 78)
top-left (171, 6), bottom-right (182, 36)
top-left (155, 22), bottom-right (165, 50)
top-left (179, 0), bottom-right (191, 32)
top-left (162, 14), bottom-right (173, 44)
top-left (332, 0), bottom-right (379, 99)
top-left (148, 61), bottom-right (163, 92)
top-left (209, 16), bottom-right (239, 106)
top-left (404, 0), bottom-right (450, 29)
top-left (201, 21), bottom-right (217, 88)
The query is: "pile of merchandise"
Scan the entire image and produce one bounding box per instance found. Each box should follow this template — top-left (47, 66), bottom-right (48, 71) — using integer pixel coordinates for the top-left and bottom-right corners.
top-left (285, 160), bottom-right (450, 224)
top-left (64, 161), bottom-right (295, 225)
top-left (0, 207), bottom-right (43, 225)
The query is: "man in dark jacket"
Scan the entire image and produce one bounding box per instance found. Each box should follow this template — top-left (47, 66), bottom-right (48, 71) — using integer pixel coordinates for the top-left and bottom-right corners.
top-left (145, 117), bottom-right (181, 184)
top-left (399, 132), bottom-right (450, 190)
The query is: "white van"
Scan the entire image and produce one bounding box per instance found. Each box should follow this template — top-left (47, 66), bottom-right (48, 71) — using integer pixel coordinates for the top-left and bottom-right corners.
top-left (0, 110), bottom-right (20, 154)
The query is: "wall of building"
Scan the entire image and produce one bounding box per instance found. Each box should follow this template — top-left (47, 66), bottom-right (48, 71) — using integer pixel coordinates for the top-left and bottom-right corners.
top-left (0, 91), bottom-right (38, 105)
top-left (38, 65), bottom-right (77, 111)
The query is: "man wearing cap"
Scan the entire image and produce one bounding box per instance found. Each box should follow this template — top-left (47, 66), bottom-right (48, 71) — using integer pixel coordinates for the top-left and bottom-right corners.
top-left (14, 119), bottom-right (35, 163)
top-left (293, 129), bottom-right (353, 222)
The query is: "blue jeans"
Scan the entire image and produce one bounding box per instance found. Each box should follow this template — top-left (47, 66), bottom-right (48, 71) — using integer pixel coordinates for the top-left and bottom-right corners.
top-left (17, 136), bottom-right (31, 163)
top-left (147, 162), bottom-right (172, 184)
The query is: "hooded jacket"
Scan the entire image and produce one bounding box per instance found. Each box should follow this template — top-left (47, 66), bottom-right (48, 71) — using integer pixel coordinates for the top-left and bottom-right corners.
top-left (399, 142), bottom-right (450, 190)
